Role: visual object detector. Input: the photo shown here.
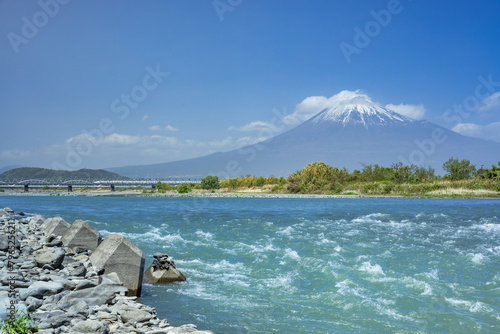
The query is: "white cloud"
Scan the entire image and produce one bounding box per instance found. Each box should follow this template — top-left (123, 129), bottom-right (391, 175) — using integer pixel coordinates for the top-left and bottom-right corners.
top-left (385, 103), bottom-right (427, 120)
top-left (228, 121), bottom-right (281, 133)
top-left (149, 125), bottom-right (179, 132)
top-left (452, 122), bottom-right (500, 142)
top-left (142, 115), bottom-right (149, 121)
top-left (236, 136), bottom-right (270, 147)
top-left (102, 133), bottom-right (142, 145)
top-left (478, 92), bottom-right (500, 114)
top-left (62, 133), bottom-right (239, 155)
top-left (0, 149), bottom-right (31, 159)
top-left (283, 90), bottom-right (376, 125)
top-left (164, 125), bottom-right (178, 132)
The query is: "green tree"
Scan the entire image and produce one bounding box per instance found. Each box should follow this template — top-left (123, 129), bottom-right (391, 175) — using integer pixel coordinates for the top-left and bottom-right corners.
top-left (177, 183), bottom-right (192, 193)
top-left (201, 175), bottom-right (220, 190)
top-left (443, 157), bottom-right (476, 180)
top-left (255, 176), bottom-right (266, 187)
top-left (477, 162), bottom-right (500, 180)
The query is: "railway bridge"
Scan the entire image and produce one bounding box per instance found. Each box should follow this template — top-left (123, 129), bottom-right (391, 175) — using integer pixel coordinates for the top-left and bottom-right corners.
top-left (0, 178), bottom-right (201, 192)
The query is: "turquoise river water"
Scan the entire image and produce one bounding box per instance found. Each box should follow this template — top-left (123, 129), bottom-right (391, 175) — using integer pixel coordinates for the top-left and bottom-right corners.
top-left (1, 196), bottom-right (499, 333)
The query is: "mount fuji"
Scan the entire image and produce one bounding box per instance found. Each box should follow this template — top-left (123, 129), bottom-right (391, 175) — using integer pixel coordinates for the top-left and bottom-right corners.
top-left (107, 95), bottom-right (500, 178)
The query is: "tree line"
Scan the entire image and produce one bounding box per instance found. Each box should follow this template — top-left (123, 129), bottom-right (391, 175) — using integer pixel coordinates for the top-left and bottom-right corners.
top-left (154, 157), bottom-right (500, 195)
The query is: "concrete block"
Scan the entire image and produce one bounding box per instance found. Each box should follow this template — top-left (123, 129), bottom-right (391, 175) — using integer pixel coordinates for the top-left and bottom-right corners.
top-left (44, 217), bottom-right (71, 237)
top-left (62, 220), bottom-right (102, 252)
top-left (89, 233), bottom-right (145, 297)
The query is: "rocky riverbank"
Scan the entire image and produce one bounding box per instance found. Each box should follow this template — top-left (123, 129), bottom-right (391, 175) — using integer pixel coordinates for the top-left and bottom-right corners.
top-left (0, 190), bottom-right (394, 198)
top-left (0, 207), bottom-right (213, 334)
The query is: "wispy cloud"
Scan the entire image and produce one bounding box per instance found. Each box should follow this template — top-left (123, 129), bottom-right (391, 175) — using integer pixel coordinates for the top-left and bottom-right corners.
top-left (477, 92), bottom-right (500, 115)
top-left (228, 121), bottom-right (281, 133)
top-left (0, 149), bottom-right (31, 159)
top-left (142, 115), bottom-right (149, 121)
top-left (385, 103), bottom-right (427, 120)
top-left (452, 122), bottom-right (500, 142)
top-left (148, 125), bottom-right (179, 132)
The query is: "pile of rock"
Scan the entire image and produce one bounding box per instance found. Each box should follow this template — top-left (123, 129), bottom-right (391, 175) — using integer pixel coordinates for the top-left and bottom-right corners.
top-left (144, 253), bottom-right (186, 284)
top-left (0, 207), bottom-right (212, 334)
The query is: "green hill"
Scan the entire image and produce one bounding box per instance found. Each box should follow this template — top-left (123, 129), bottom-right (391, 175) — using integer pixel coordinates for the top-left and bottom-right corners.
top-left (0, 167), bottom-right (130, 181)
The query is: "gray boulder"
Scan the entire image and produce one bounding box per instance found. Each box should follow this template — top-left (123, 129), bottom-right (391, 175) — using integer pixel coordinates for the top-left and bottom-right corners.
top-left (0, 291), bottom-right (28, 322)
top-left (120, 309), bottom-right (153, 323)
top-left (0, 235), bottom-right (20, 252)
top-left (19, 281), bottom-right (65, 300)
top-left (75, 279), bottom-right (98, 290)
top-left (0, 235), bottom-right (9, 252)
top-left (33, 248), bottom-right (65, 269)
top-left (70, 320), bottom-right (109, 334)
top-left (144, 253), bottom-right (186, 284)
top-left (57, 282), bottom-right (128, 310)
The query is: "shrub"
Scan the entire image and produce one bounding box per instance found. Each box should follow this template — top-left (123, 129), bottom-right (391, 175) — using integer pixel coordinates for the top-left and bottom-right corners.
top-left (383, 184), bottom-right (394, 194)
top-left (287, 162), bottom-right (348, 193)
top-left (156, 181), bottom-right (176, 192)
top-left (201, 175), bottom-right (220, 190)
top-left (177, 183), bottom-right (192, 193)
top-left (255, 176), bottom-right (266, 187)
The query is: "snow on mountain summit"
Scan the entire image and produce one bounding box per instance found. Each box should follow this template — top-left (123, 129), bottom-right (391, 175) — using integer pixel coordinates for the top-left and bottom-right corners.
top-left (309, 94), bottom-right (416, 128)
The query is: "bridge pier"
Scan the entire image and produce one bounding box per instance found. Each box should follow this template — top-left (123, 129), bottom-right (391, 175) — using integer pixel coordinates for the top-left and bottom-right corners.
top-left (110, 184), bottom-right (115, 192)
top-left (24, 184), bottom-right (29, 192)
top-left (68, 185), bottom-right (73, 192)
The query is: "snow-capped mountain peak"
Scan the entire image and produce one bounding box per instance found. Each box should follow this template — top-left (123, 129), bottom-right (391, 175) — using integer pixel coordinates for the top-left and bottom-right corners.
top-left (310, 98), bottom-right (415, 128)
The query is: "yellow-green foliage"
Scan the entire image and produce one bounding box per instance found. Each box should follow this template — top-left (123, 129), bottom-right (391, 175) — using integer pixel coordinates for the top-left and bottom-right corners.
top-left (350, 179), bottom-right (500, 196)
top-left (156, 181), bottom-right (176, 193)
top-left (220, 175), bottom-right (282, 189)
top-left (286, 162), bottom-right (348, 194)
top-left (215, 160), bottom-right (500, 197)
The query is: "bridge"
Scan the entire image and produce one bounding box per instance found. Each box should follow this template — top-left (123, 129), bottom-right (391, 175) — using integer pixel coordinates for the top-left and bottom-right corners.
top-left (0, 178), bottom-right (201, 192)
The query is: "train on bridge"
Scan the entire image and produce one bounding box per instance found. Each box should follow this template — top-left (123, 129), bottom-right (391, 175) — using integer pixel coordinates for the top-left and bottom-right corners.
top-left (0, 178), bottom-right (201, 192)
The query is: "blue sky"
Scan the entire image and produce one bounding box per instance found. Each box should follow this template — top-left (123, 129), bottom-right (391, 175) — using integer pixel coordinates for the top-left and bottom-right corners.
top-left (1, 0), bottom-right (499, 170)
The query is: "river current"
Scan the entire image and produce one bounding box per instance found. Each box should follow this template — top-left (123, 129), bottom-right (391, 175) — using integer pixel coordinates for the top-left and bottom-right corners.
top-left (1, 196), bottom-right (499, 333)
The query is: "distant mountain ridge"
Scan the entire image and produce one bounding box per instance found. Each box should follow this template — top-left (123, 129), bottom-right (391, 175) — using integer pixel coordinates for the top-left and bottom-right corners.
top-left (106, 94), bottom-right (500, 178)
top-left (0, 165), bottom-right (24, 174)
top-left (0, 167), bottom-right (129, 181)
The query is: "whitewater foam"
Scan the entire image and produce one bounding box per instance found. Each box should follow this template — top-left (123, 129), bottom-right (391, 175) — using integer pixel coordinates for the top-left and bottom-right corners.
top-left (283, 248), bottom-right (301, 261)
top-left (277, 226), bottom-right (295, 236)
top-left (359, 262), bottom-right (385, 276)
top-left (445, 298), bottom-right (491, 313)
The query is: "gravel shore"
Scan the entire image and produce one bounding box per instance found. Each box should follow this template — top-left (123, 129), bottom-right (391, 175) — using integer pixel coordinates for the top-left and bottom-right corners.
top-left (0, 208), bottom-right (213, 334)
top-left (0, 190), bottom-right (399, 199)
